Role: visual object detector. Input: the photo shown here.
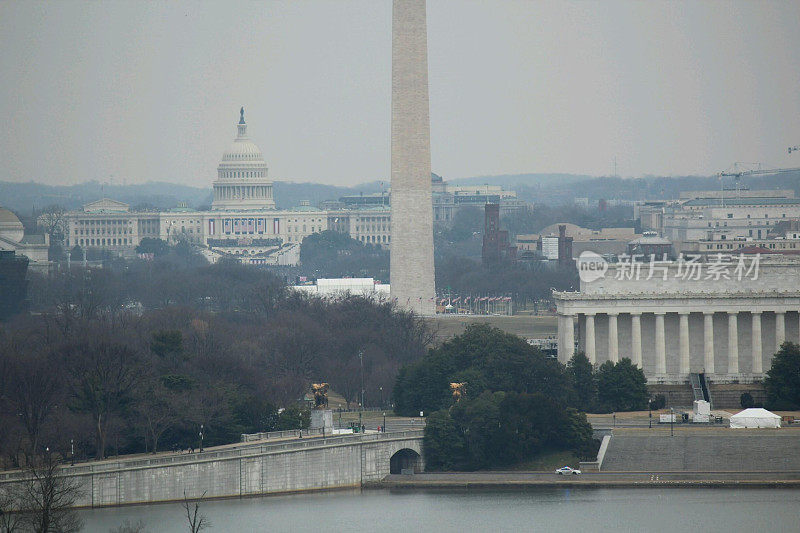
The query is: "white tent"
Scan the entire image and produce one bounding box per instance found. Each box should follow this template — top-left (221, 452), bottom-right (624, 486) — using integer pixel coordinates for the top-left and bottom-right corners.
top-left (729, 408), bottom-right (781, 429)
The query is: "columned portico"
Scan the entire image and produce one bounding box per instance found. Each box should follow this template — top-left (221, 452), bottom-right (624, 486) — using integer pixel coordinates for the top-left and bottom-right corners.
top-left (775, 311), bottom-right (786, 353)
top-left (678, 312), bottom-right (690, 377)
top-left (559, 314), bottom-right (575, 363)
top-left (654, 312), bottom-right (667, 376)
top-left (607, 313), bottom-right (619, 364)
top-left (703, 312), bottom-right (715, 375)
top-left (630, 313), bottom-right (642, 368)
top-left (566, 304), bottom-right (800, 383)
top-left (585, 314), bottom-right (596, 364)
top-left (556, 260), bottom-right (800, 384)
top-left (727, 312), bottom-right (739, 377)
top-left (752, 312), bottom-right (762, 375)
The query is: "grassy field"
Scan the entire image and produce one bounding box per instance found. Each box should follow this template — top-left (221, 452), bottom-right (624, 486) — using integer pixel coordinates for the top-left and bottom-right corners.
top-left (424, 315), bottom-right (558, 344)
top-left (507, 449), bottom-right (582, 471)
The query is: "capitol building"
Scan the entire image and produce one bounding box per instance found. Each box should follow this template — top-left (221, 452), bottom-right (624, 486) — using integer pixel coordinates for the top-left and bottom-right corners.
top-left (61, 108), bottom-right (392, 265)
top-left (59, 107), bottom-right (520, 266)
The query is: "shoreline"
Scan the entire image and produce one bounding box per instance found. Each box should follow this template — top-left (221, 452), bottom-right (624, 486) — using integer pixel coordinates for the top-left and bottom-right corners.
top-left (373, 471), bottom-right (800, 489)
top-left (374, 480), bottom-right (800, 489)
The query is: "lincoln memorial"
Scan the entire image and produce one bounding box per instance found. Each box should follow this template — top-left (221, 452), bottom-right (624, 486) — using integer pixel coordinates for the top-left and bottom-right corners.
top-left (553, 255), bottom-right (800, 384)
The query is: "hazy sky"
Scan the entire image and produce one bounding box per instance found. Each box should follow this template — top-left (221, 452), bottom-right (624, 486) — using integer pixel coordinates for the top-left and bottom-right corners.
top-left (1, 0), bottom-right (799, 187)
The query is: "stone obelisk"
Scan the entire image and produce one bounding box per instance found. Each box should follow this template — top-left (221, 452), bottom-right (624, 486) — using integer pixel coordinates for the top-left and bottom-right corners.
top-left (390, 0), bottom-right (436, 315)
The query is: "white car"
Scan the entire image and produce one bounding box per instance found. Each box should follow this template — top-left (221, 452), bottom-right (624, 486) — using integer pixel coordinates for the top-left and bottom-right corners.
top-left (555, 466), bottom-right (581, 476)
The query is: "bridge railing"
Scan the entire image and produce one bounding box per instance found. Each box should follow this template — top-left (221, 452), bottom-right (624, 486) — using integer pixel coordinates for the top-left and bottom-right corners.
top-left (241, 428), bottom-right (326, 442)
top-left (0, 429), bottom-right (425, 482)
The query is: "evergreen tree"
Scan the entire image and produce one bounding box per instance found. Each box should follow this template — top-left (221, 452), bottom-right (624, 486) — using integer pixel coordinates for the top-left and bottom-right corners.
top-left (567, 352), bottom-right (596, 411)
top-left (596, 358), bottom-right (648, 412)
top-left (764, 342), bottom-right (800, 410)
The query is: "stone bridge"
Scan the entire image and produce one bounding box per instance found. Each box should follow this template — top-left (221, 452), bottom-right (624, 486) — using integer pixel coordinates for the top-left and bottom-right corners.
top-left (0, 430), bottom-right (424, 508)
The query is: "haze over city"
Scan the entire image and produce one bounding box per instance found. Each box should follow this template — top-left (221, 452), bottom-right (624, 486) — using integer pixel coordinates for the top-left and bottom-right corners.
top-left (1, 0), bottom-right (799, 187)
top-left (4, 1), bottom-right (800, 531)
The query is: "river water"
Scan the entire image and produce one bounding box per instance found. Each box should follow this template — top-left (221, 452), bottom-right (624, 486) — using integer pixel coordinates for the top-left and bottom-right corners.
top-left (81, 487), bottom-right (798, 532)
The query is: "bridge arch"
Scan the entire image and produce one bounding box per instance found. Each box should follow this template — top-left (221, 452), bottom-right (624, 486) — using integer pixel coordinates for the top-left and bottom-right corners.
top-left (389, 448), bottom-right (422, 474)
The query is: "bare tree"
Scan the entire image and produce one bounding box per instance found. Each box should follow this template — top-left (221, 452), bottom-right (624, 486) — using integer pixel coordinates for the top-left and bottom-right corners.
top-left (62, 342), bottom-right (141, 459)
top-left (19, 450), bottom-right (83, 533)
top-left (36, 205), bottom-right (67, 243)
top-left (182, 490), bottom-right (210, 533)
top-left (0, 484), bottom-right (24, 533)
top-left (2, 349), bottom-right (62, 455)
top-left (133, 380), bottom-right (182, 454)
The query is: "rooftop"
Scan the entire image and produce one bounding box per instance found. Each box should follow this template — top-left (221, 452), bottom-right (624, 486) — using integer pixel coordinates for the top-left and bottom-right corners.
top-left (683, 197), bottom-right (800, 207)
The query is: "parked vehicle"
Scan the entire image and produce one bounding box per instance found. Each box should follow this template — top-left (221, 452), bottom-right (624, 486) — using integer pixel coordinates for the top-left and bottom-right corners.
top-left (555, 466), bottom-right (581, 475)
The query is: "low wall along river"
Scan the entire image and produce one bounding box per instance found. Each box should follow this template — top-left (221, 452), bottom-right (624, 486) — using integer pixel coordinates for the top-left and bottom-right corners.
top-left (0, 430), bottom-right (424, 508)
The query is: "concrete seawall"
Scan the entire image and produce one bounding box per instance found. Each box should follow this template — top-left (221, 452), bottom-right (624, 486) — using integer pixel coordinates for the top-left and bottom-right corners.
top-left (0, 431), bottom-right (424, 508)
top-left (601, 428), bottom-right (800, 471)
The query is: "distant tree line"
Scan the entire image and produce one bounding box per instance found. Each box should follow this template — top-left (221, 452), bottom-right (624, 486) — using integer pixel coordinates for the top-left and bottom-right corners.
top-left (299, 230), bottom-right (388, 281)
top-left (0, 259), bottom-right (430, 469)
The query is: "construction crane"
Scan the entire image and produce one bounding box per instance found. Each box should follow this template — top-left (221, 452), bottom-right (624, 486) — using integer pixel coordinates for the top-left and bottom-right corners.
top-left (715, 162), bottom-right (800, 206)
top-left (719, 162), bottom-right (800, 178)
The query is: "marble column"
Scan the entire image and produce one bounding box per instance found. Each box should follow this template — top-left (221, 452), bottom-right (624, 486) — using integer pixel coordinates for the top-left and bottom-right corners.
top-left (585, 314), bottom-right (596, 365)
top-left (727, 312), bottom-right (739, 376)
top-left (775, 311), bottom-right (786, 353)
top-left (563, 314), bottom-right (575, 363)
top-left (631, 313), bottom-right (642, 369)
top-left (703, 312), bottom-right (715, 375)
top-left (607, 313), bottom-right (619, 363)
top-left (655, 312), bottom-right (667, 376)
top-left (679, 312), bottom-right (690, 376)
top-left (752, 312), bottom-right (763, 375)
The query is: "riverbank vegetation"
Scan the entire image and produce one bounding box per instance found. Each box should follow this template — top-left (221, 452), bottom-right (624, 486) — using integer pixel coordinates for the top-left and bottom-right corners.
top-left (764, 342), bottom-right (800, 410)
top-left (394, 325), bottom-right (598, 471)
top-left (0, 259), bottom-right (430, 468)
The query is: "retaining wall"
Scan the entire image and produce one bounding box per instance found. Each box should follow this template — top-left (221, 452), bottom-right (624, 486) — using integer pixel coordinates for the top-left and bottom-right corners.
top-left (0, 431), bottom-right (424, 508)
top-left (601, 430), bottom-right (800, 471)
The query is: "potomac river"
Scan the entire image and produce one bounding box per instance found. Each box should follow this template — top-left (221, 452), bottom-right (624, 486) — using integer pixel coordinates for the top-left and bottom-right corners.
top-left (81, 487), bottom-right (799, 532)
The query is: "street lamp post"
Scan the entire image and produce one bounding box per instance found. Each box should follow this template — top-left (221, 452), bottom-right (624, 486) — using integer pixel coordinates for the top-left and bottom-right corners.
top-left (199, 424), bottom-right (204, 452)
top-left (379, 387), bottom-right (383, 410)
top-left (359, 350), bottom-right (364, 433)
top-left (359, 350), bottom-right (364, 410)
top-left (70, 439), bottom-right (75, 466)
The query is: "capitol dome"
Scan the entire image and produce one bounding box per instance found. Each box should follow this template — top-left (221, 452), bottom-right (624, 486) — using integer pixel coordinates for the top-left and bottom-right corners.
top-left (220, 114), bottom-right (265, 162)
top-left (212, 107), bottom-right (275, 211)
top-left (0, 208), bottom-right (25, 243)
top-left (221, 139), bottom-right (264, 161)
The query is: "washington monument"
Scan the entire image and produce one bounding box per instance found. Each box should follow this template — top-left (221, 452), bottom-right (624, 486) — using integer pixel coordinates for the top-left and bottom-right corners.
top-left (390, 0), bottom-right (436, 315)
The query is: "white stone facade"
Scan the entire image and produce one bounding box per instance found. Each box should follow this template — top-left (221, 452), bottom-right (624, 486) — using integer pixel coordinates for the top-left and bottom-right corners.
top-left (0, 207), bottom-right (49, 269)
top-left (212, 108), bottom-right (275, 211)
top-left (389, 0), bottom-right (436, 316)
top-left (554, 258), bottom-right (800, 384)
top-left (636, 190), bottom-right (800, 243)
top-left (61, 108), bottom-right (399, 259)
